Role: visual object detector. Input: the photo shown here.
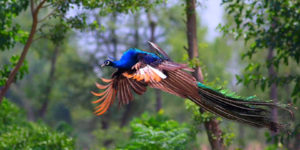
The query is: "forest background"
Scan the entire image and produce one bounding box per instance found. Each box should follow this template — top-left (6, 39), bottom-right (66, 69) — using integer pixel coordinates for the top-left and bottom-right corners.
top-left (0, 0), bottom-right (299, 149)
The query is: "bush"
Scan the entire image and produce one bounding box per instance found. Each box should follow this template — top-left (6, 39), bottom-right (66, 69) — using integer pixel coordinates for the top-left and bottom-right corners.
top-left (119, 111), bottom-right (196, 150)
top-left (0, 99), bottom-right (75, 149)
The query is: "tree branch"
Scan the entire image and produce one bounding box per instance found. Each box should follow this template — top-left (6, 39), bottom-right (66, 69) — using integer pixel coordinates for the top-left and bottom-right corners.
top-left (35, 0), bottom-right (47, 14)
top-left (39, 8), bottom-right (57, 23)
top-left (30, 0), bottom-right (34, 16)
top-left (42, 3), bottom-right (52, 8)
top-left (33, 35), bottom-right (48, 42)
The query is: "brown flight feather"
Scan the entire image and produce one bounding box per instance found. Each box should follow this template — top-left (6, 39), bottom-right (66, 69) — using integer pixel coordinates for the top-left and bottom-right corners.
top-left (91, 74), bottom-right (147, 115)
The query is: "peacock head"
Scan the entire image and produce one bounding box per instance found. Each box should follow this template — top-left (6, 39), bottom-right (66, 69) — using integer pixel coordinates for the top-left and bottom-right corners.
top-left (101, 60), bottom-right (114, 67)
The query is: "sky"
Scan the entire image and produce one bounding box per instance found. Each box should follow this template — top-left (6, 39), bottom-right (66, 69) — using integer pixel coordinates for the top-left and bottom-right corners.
top-left (199, 0), bottom-right (224, 42)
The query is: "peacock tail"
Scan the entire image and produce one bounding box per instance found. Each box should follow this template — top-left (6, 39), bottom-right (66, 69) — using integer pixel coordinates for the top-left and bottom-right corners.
top-left (194, 82), bottom-right (292, 132)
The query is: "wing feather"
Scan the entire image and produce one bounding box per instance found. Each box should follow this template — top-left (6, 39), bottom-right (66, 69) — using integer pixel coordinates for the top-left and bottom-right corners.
top-left (158, 61), bottom-right (194, 72)
top-left (148, 41), bottom-right (170, 60)
top-left (95, 82), bottom-right (110, 89)
top-left (127, 79), bottom-right (147, 95)
top-left (118, 80), bottom-right (127, 105)
top-left (123, 79), bottom-right (133, 104)
top-left (123, 65), bottom-right (167, 83)
top-left (91, 74), bottom-right (147, 115)
top-left (101, 78), bottom-right (113, 83)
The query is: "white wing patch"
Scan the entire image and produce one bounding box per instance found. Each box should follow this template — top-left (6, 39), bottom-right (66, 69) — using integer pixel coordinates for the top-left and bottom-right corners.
top-left (147, 65), bottom-right (166, 79)
top-left (123, 65), bottom-right (166, 82)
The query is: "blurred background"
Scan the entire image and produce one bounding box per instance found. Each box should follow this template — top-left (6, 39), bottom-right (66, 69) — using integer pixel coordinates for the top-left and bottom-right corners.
top-left (0, 0), bottom-right (299, 149)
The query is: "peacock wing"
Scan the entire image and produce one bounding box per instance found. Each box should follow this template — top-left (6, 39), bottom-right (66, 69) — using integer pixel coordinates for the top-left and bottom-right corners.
top-left (123, 61), bottom-right (199, 99)
top-left (91, 75), bottom-right (147, 116)
top-left (148, 41), bottom-right (171, 61)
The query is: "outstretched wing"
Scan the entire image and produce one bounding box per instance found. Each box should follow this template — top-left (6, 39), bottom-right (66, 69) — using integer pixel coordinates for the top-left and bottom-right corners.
top-left (91, 75), bottom-right (147, 115)
top-left (123, 61), bottom-right (198, 99)
top-left (148, 41), bottom-right (193, 72)
top-left (148, 41), bottom-right (171, 61)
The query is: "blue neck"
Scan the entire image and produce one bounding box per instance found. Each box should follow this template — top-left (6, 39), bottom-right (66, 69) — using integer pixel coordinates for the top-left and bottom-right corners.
top-left (112, 48), bottom-right (140, 69)
top-left (111, 48), bottom-right (160, 69)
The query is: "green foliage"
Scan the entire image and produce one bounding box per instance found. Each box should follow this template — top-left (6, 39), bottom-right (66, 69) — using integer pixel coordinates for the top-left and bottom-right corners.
top-left (222, 130), bottom-right (235, 146)
top-left (0, 0), bottom-right (29, 50)
top-left (186, 99), bottom-right (239, 147)
top-left (0, 98), bottom-right (75, 149)
top-left (0, 0), bottom-right (30, 87)
top-left (81, 0), bottom-right (164, 15)
top-left (120, 112), bottom-right (196, 150)
top-left (0, 55), bottom-right (28, 86)
top-left (221, 0), bottom-right (300, 101)
top-left (185, 100), bottom-right (215, 123)
top-left (185, 100), bottom-right (236, 147)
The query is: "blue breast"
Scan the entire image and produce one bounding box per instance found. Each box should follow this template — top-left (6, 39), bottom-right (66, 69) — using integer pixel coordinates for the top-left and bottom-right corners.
top-left (113, 48), bottom-right (160, 69)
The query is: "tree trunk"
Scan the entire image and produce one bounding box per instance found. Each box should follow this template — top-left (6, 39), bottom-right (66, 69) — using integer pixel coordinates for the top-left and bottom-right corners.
top-left (147, 12), bottom-right (162, 112)
top-left (10, 85), bottom-right (35, 121)
top-left (120, 103), bottom-right (133, 127)
top-left (0, 0), bottom-right (46, 103)
top-left (238, 124), bottom-right (245, 148)
top-left (38, 45), bottom-right (59, 118)
top-left (185, 0), bottom-right (225, 149)
top-left (267, 47), bottom-right (279, 138)
top-left (294, 131), bottom-right (300, 150)
top-left (111, 12), bottom-right (118, 59)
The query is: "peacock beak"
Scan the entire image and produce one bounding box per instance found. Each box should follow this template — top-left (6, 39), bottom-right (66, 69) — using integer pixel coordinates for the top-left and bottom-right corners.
top-left (100, 64), bottom-right (105, 67)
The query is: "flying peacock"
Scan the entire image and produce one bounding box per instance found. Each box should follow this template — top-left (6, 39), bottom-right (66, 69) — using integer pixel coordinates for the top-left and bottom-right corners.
top-left (91, 41), bottom-right (292, 132)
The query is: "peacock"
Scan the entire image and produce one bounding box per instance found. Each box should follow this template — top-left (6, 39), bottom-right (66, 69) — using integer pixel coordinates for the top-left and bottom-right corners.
top-left (91, 41), bottom-right (292, 132)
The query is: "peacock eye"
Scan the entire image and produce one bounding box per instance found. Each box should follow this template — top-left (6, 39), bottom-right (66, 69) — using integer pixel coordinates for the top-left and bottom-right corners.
top-left (105, 61), bottom-right (110, 65)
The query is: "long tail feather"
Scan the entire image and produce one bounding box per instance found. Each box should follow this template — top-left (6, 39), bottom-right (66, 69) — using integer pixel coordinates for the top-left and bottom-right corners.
top-left (194, 82), bottom-right (292, 132)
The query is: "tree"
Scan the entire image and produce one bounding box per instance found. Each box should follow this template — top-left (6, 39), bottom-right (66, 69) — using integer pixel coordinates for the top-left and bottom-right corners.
top-left (220, 0), bottom-right (299, 148)
top-left (0, 0), bottom-right (44, 102)
top-left (220, 0), bottom-right (300, 102)
top-left (0, 0), bottom-right (79, 102)
top-left (185, 0), bottom-right (225, 149)
top-left (37, 44), bottom-right (59, 118)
